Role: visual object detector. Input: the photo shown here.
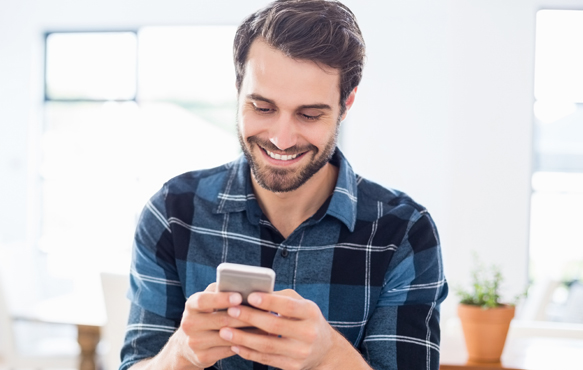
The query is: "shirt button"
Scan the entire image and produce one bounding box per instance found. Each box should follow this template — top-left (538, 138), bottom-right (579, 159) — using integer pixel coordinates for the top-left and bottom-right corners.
top-left (281, 247), bottom-right (289, 257)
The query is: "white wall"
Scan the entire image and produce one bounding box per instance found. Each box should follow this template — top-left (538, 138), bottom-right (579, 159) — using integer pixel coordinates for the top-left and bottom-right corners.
top-left (1, 0), bottom-right (583, 319)
top-left (0, 0), bottom-right (271, 245)
top-left (342, 0), bottom-right (583, 320)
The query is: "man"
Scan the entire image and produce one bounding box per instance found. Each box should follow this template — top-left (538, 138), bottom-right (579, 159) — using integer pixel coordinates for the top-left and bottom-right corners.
top-left (121, 0), bottom-right (448, 369)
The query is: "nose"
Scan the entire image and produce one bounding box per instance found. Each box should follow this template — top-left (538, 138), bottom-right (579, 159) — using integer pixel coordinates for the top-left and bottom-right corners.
top-left (269, 113), bottom-right (298, 151)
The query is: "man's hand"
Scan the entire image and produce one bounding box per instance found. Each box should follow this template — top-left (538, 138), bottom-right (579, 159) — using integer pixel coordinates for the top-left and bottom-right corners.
top-left (217, 289), bottom-right (369, 370)
top-left (131, 286), bottom-right (371, 370)
top-left (174, 283), bottom-right (251, 369)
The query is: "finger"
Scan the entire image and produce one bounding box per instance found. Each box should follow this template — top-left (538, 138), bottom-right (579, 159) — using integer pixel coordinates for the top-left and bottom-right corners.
top-left (230, 343), bottom-right (297, 369)
top-left (226, 305), bottom-right (304, 340)
top-left (205, 282), bottom-right (218, 292)
top-left (186, 290), bottom-right (242, 313)
top-left (273, 289), bottom-right (302, 299)
top-left (184, 329), bottom-right (235, 350)
top-left (189, 345), bottom-right (237, 367)
top-left (182, 309), bottom-right (253, 332)
top-left (219, 327), bottom-right (302, 358)
top-left (247, 292), bottom-right (317, 320)
top-left (240, 327), bottom-right (269, 335)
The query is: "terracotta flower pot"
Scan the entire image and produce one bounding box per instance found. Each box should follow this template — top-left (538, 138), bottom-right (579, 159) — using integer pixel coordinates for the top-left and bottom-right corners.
top-left (457, 304), bottom-right (515, 363)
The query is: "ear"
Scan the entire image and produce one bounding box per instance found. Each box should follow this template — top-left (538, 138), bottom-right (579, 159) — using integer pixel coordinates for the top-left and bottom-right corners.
top-left (340, 87), bottom-right (358, 121)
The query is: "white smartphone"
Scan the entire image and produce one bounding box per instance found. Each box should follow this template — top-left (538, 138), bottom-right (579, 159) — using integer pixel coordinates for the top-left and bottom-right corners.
top-left (216, 262), bottom-right (276, 305)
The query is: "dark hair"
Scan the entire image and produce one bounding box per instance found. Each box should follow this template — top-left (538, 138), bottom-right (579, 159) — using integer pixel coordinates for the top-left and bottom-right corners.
top-left (233, 0), bottom-right (365, 115)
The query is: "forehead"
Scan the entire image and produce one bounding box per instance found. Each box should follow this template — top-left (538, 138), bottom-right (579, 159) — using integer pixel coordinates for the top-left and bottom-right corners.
top-left (241, 39), bottom-right (341, 107)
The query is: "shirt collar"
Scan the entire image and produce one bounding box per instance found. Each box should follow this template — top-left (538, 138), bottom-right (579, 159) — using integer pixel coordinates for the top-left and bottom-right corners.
top-left (213, 148), bottom-right (357, 232)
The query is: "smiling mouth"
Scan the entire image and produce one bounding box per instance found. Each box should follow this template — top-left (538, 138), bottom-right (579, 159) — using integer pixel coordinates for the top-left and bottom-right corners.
top-left (262, 148), bottom-right (305, 161)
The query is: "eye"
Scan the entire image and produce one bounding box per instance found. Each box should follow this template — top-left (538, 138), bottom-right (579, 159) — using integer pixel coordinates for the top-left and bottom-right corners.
top-left (300, 113), bottom-right (321, 121)
top-left (299, 108), bottom-right (323, 121)
top-left (252, 102), bottom-right (273, 114)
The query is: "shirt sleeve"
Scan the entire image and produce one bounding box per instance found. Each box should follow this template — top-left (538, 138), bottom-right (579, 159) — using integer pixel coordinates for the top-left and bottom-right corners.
top-left (360, 212), bottom-right (448, 370)
top-left (120, 185), bottom-right (187, 369)
top-left (119, 303), bottom-right (179, 370)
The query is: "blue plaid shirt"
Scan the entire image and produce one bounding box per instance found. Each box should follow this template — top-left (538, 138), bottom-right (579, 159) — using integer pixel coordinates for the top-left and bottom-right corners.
top-left (121, 149), bottom-right (448, 370)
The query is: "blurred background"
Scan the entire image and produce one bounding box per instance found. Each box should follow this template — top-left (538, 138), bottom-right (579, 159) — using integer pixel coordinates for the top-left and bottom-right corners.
top-left (1, 0), bottom-right (582, 369)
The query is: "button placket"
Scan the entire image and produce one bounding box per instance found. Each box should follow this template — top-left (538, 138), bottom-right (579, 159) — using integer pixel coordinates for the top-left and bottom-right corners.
top-left (281, 246), bottom-right (289, 257)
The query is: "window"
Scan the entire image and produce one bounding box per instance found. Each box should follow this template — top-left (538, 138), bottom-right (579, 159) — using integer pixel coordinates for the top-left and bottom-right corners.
top-left (530, 10), bottom-right (583, 323)
top-left (41, 27), bottom-right (240, 279)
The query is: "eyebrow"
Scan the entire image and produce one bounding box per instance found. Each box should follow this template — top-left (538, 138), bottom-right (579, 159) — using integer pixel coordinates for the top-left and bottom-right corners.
top-left (247, 93), bottom-right (332, 111)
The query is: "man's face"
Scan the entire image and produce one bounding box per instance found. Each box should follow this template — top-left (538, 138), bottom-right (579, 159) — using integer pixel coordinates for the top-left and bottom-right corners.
top-left (237, 39), bottom-right (349, 193)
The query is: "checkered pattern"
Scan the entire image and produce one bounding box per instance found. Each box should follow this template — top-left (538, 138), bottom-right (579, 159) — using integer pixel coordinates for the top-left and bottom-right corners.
top-left (120, 149), bottom-right (448, 370)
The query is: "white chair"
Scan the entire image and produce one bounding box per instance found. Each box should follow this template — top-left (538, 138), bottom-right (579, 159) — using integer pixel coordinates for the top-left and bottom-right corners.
top-left (99, 272), bottom-right (130, 370)
top-left (517, 278), bottom-right (561, 321)
top-left (0, 272), bottom-right (79, 369)
top-left (559, 281), bottom-right (583, 323)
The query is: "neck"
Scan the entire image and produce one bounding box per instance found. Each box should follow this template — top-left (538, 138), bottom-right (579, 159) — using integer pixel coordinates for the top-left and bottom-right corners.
top-left (252, 163), bottom-right (338, 239)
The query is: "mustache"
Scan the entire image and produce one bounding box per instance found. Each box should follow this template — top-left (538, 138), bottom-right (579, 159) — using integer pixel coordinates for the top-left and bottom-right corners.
top-left (247, 136), bottom-right (318, 155)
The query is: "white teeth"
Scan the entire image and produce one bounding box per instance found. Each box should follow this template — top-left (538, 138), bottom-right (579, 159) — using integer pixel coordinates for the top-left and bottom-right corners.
top-left (266, 150), bottom-right (299, 161)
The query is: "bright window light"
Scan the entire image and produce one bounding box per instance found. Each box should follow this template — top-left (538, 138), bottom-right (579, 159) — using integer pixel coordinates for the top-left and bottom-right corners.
top-left (534, 10), bottom-right (583, 102)
top-left (138, 26), bottom-right (237, 104)
top-left (41, 27), bottom-right (240, 280)
top-left (530, 10), bottom-right (583, 323)
top-left (45, 32), bottom-right (137, 100)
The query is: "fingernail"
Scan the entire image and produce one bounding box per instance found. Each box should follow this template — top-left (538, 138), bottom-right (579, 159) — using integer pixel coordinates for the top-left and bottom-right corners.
top-left (230, 293), bottom-right (242, 305)
top-left (220, 328), bottom-right (233, 341)
top-left (231, 346), bottom-right (240, 354)
top-left (248, 293), bottom-right (261, 306)
top-left (228, 306), bottom-right (240, 318)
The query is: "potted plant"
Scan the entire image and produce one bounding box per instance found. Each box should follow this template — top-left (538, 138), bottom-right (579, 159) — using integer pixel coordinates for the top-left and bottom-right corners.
top-left (455, 255), bottom-right (518, 363)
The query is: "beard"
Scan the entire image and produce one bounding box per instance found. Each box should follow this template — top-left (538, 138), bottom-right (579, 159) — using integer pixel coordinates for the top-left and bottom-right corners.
top-left (237, 124), bottom-right (339, 193)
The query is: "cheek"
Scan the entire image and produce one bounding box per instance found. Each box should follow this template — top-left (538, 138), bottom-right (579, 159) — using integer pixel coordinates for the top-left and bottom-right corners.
top-left (300, 124), bottom-right (337, 147)
top-left (238, 110), bottom-right (264, 139)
